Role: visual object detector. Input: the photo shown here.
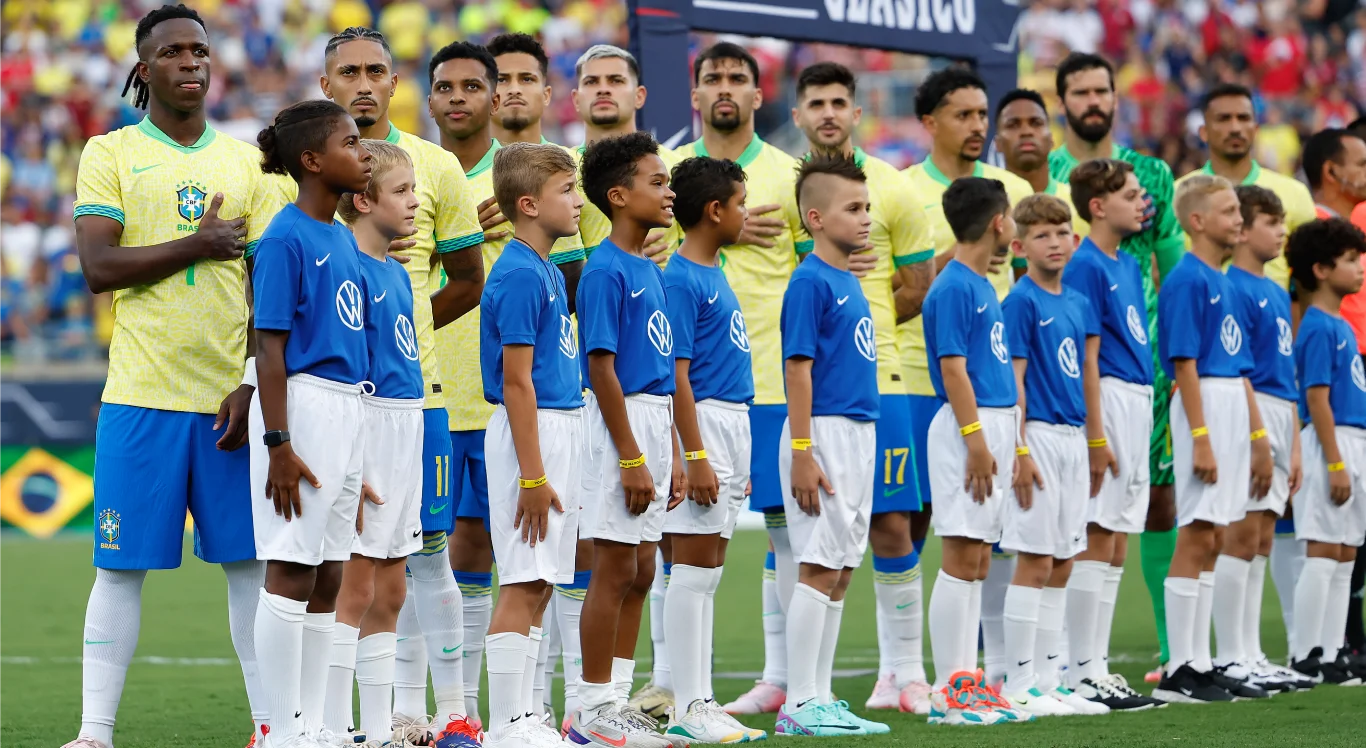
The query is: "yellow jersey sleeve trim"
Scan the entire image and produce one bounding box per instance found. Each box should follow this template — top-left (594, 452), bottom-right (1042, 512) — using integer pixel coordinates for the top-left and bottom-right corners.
top-left (549, 247), bottom-right (587, 265)
top-left (795, 238), bottom-right (814, 254)
top-left (436, 232), bottom-right (485, 253)
top-left (73, 204), bottom-right (125, 224)
top-left (896, 249), bottom-right (933, 267)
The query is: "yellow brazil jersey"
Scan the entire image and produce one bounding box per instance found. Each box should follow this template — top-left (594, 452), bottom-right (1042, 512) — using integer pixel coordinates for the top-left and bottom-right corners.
top-left (74, 118), bottom-right (290, 413)
top-left (436, 139), bottom-right (585, 432)
top-left (675, 135), bottom-right (812, 405)
top-left (573, 142), bottom-right (684, 261)
top-left (1045, 177), bottom-right (1091, 238)
top-left (797, 148), bottom-right (933, 395)
top-left (898, 158), bottom-right (1034, 397)
top-left (276, 125), bottom-right (484, 409)
top-left (1175, 161), bottom-right (1315, 290)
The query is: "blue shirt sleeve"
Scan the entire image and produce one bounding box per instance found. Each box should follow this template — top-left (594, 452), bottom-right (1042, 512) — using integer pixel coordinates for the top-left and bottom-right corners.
top-left (580, 267), bottom-right (624, 355)
top-left (253, 236), bottom-right (301, 331)
top-left (492, 267), bottom-right (544, 347)
top-left (1002, 293), bottom-right (1035, 361)
top-left (781, 276), bottom-right (823, 360)
top-left (1299, 323), bottom-right (1334, 389)
top-left (931, 283), bottom-right (973, 359)
top-left (1161, 274), bottom-right (1205, 361)
top-left (666, 275), bottom-right (699, 360)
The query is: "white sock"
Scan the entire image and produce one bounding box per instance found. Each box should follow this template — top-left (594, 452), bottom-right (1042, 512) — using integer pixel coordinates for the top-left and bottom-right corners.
top-left (394, 577), bottom-right (428, 718)
top-left (578, 679), bottom-right (616, 721)
top-left (967, 578), bottom-right (983, 672)
top-left (255, 590), bottom-right (307, 739)
top-left (1002, 585), bottom-right (1042, 692)
top-left (1270, 535), bottom-right (1304, 653)
top-left (650, 556), bottom-right (671, 691)
top-left (784, 583), bottom-right (830, 709)
top-left (768, 525), bottom-right (798, 613)
top-left (874, 571), bottom-right (926, 685)
top-left (485, 632), bottom-right (527, 738)
top-left (533, 625), bottom-right (551, 718)
top-left (760, 568), bottom-right (788, 688)
top-left (664, 564), bottom-right (709, 710)
top-left (1324, 560), bottom-right (1355, 661)
top-left (876, 601), bottom-right (891, 680)
top-left (701, 566), bottom-right (722, 699)
top-left (357, 632), bottom-right (397, 741)
top-left (461, 589), bottom-right (493, 719)
top-left (555, 587), bottom-right (586, 716)
top-left (1096, 565), bottom-right (1122, 674)
top-left (1035, 586), bottom-right (1066, 692)
top-left (1065, 561), bottom-right (1106, 685)
top-left (223, 560), bottom-right (268, 737)
top-left (524, 627), bottom-right (544, 718)
top-left (1163, 576), bottom-right (1199, 675)
top-left (981, 557), bottom-right (1011, 688)
top-left (408, 552), bottom-right (466, 719)
top-left (1213, 555), bottom-right (1251, 666)
top-left (301, 612), bottom-right (336, 729)
top-left (612, 657), bottom-right (636, 704)
top-left (928, 569), bottom-right (974, 688)
top-left (816, 596), bottom-right (845, 703)
top-left (1191, 571), bottom-right (1215, 672)
top-left (78, 569), bottom-right (146, 747)
top-left (324, 623), bottom-right (360, 733)
top-left (1243, 555), bottom-right (1269, 662)
top-left (1293, 557), bottom-right (1336, 661)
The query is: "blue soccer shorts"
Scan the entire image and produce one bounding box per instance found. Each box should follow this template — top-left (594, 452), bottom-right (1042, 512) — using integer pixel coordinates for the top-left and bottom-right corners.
top-left (873, 394), bottom-right (919, 514)
top-left (747, 404), bottom-right (788, 513)
top-left (421, 408), bottom-right (454, 534)
top-left (908, 394), bottom-right (939, 509)
top-left (452, 429), bottom-right (489, 531)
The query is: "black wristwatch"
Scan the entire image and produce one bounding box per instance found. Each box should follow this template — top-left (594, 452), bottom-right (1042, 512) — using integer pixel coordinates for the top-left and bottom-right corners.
top-left (263, 430), bottom-right (291, 448)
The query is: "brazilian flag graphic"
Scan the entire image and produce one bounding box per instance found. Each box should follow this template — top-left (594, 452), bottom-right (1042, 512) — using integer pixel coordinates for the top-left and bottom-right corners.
top-left (0, 447), bottom-right (95, 538)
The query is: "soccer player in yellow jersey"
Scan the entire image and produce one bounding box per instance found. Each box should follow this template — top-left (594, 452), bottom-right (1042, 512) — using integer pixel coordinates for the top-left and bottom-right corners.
top-left (316, 27), bottom-right (486, 736)
top-left (426, 39), bottom-right (586, 727)
top-left (66, 6), bottom-right (285, 748)
top-left (995, 88), bottom-right (1091, 257)
top-left (790, 61), bottom-right (937, 714)
top-left (1177, 83), bottom-right (1316, 291)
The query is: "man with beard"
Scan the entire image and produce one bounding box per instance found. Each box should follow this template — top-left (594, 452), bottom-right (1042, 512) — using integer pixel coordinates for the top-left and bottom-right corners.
top-left (902, 68), bottom-right (1032, 690)
top-left (426, 39), bottom-right (586, 730)
top-left (1048, 52), bottom-right (1184, 702)
top-left (316, 27), bottom-right (486, 745)
top-left (487, 33), bottom-right (564, 148)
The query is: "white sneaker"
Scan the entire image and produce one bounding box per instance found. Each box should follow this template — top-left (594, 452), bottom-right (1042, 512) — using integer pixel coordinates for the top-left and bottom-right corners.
top-left (898, 679), bottom-right (934, 715)
top-left (1001, 687), bottom-right (1078, 717)
top-left (566, 705), bottom-right (674, 747)
top-left (390, 713), bottom-right (435, 746)
top-left (485, 718), bottom-right (547, 748)
top-left (61, 740), bottom-right (111, 748)
top-left (666, 698), bottom-right (764, 743)
top-left (864, 674), bottom-right (901, 709)
top-left (1052, 685), bottom-right (1110, 715)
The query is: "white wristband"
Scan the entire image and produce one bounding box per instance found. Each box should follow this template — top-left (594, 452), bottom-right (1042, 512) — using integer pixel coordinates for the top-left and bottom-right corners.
top-left (241, 357), bottom-right (258, 389)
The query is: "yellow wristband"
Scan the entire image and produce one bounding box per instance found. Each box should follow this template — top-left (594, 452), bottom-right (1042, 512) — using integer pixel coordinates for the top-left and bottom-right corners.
top-left (518, 475), bottom-right (547, 489)
top-left (684, 449), bottom-right (707, 461)
top-left (1191, 426), bottom-right (1209, 438)
top-left (619, 454), bottom-right (646, 469)
top-left (1016, 446), bottom-right (1030, 456)
top-left (1088, 438), bottom-right (1109, 448)
top-left (1328, 461), bottom-right (1347, 473)
top-left (791, 439), bottom-right (813, 452)
top-left (960, 421), bottom-right (982, 436)
top-left (1250, 428), bottom-right (1268, 442)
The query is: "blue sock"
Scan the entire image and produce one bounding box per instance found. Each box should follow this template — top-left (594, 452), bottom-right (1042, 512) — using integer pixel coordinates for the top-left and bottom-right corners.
top-left (872, 551), bottom-right (920, 581)
top-left (912, 537), bottom-right (926, 556)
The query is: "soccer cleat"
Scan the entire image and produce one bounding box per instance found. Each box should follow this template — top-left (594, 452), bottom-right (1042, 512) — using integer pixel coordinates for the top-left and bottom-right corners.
top-left (1144, 666), bottom-right (1163, 684)
top-left (562, 714), bottom-right (574, 737)
top-left (1253, 657), bottom-right (1316, 690)
top-left (483, 719), bottom-right (551, 748)
top-left (565, 705), bottom-right (675, 747)
top-left (1151, 664), bottom-right (1235, 703)
top-left (392, 714), bottom-right (436, 746)
top-left (1291, 648), bottom-right (1326, 684)
top-left (1051, 685), bottom-right (1109, 715)
top-left (955, 672), bottom-right (1032, 722)
top-left (829, 700), bottom-right (889, 734)
top-left (620, 704), bottom-right (691, 747)
top-left (435, 714), bottom-right (484, 747)
top-left (1331, 653), bottom-right (1366, 686)
top-left (1000, 686), bottom-right (1078, 717)
top-left (722, 681), bottom-right (786, 715)
top-left (773, 701), bottom-right (864, 736)
top-left (1209, 665), bottom-right (1270, 699)
top-left (629, 681), bottom-right (676, 720)
top-left (711, 706), bottom-right (768, 742)
top-left (925, 681), bottom-right (1005, 726)
top-left (863, 674), bottom-right (901, 709)
top-left (665, 698), bottom-right (766, 743)
top-left (1073, 676), bottom-right (1153, 711)
top-left (1099, 673), bottom-right (1167, 709)
top-left (61, 740), bottom-right (111, 748)
top-left (898, 679), bottom-right (934, 715)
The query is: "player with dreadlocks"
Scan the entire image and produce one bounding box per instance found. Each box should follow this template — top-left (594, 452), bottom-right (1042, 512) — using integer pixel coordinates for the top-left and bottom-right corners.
top-left (64, 4), bottom-right (290, 747)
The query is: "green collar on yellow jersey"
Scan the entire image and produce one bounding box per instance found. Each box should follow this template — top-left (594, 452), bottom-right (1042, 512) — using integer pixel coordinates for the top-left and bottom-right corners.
top-left (693, 134), bottom-right (765, 169)
top-left (1201, 159), bottom-right (1263, 185)
top-left (1044, 178), bottom-right (1061, 195)
top-left (920, 156), bottom-right (984, 186)
top-left (467, 139), bottom-right (502, 179)
top-left (382, 124), bottom-right (402, 144)
top-left (137, 117), bottom-right (215, 152)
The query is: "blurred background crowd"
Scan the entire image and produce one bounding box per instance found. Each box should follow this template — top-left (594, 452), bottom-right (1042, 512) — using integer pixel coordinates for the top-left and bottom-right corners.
top-left (2, 0), bottom-right (1364, 366)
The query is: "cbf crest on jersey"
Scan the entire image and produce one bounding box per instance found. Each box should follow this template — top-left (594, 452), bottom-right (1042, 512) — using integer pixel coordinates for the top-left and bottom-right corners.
top-left (175, 179), bottom-right (209, 232)
top-left (98, 508), bottom-right (121, 549)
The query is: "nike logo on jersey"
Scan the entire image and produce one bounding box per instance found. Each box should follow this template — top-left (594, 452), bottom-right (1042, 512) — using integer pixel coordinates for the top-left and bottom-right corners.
top-left (132, 164), bottom-right (160, 174)
top-left (708, 292), bottom-right (719, 304)
top-left (977, 304), bottom-right (989, 313)
top-left (316, 253), bottom-right (331, 266)
top-left (549, 293), bottom-right (557, 302)
top-left (1340, 340), bottom-right (1349, 350)
top-left (1259, 298), bottom-right (1269, 308)
top-left (837, 295), bottom-right (850, 305)
top-left (1040, 317), bottom-right (1055, 326)
top-left (373, 291), bottom-right (386, 303)
top-left (1109, 283), bottom-right (1119, 291)
top-left (1209, 294), bottom-right (1220, 304)
top-left (631, 288), bottom-right (646, 298)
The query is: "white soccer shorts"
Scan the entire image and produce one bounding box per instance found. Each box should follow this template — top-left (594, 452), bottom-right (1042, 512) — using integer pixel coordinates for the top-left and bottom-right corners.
top-left (579, 391), bottom-right (673, 545)
top-left (666, 399), bottom-right (751, 538)
top-left (353, 394), bottom-right (425, 559)
top-left (1002, 421), bottom-right (1089, 559)
top-left (1295, 425), bottom-right (1366, 547)
top-left (250, 373), bottom-right (365, 566)
top-left (929, 405), bottom-right (1019, 543)
top-left (1172, 377), bottom-right (1250, 528)
top-left (486, 405), bottom-right (583, 585)
top-left (779, 415), bottom-right (876, 570)
top-left (1090, 377), bottom-right (1153, 534)
top-left (1252, 393), bottom-right (1297, 517)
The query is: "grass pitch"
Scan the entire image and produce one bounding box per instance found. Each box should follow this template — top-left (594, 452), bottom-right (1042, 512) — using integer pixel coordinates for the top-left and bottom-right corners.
top-left (3, 532), bottom-right (1363, 746)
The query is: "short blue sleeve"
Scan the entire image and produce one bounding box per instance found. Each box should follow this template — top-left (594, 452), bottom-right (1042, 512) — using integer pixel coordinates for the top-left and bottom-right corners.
top-left (1299, 324), bottom-right (1334, 389)
top-left (1161, 275), bottom-right (1206, 361)
top-left (931, 283), bottom-right (973, 359)
top-left (1002, 293), bottom-right (1036, 361)
top-left (493, 267), bottom-right (544, 346)
top-left (1081, 295), bottom-right (1101, 338)
top-left (580, 267), bottom-right (624, 355)
top-left (666, 275), bottom-right (699, 360)
top-left (253, 236), bottom-right (301, 331)
top-left (781, 276), bottom-right (823, 360)
top-left (1062, 255), bottom-right (1106, 312)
